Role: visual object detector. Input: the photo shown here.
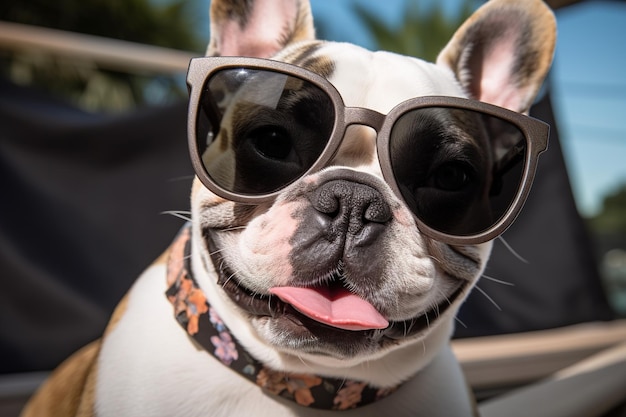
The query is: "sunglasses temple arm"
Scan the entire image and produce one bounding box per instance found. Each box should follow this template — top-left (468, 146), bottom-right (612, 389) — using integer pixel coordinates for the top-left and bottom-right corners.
top-left (492, 140), bottom-right (525, 177)
top-left (202, 89), bottom-right (223, 137)
top-left (488, 141), bottom-right (526, 197)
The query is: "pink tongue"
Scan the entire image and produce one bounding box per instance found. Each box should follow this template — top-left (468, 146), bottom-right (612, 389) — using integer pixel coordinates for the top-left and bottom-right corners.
top-left (269, 286), bottom-right (389, 331)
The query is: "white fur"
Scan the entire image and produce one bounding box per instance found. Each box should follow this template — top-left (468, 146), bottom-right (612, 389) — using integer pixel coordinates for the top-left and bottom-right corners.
top-left (320, 43), bottom-right (465, 112)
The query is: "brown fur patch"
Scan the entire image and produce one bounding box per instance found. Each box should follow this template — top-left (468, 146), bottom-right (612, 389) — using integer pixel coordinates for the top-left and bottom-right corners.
top-left (20, 341), bottom-right (101, 417)
top-left (280, 41), bottom-right (336, 80)
top-left (153, 248), bottom-right (170, 266)
top-left (20, 292), bottom-right (132, 416)
top-left (218, 127), bottom-right (230, 151)
top-left (210, 0), bottom-right (254, 28)
top-left (74, 356), bottom-right (99, 417)
top-left (233, 203), bottom-right (266, 224)
top-left (104, 293), bottom-right (130, 337)
top-left (299, 54), bottom-right (336, 80)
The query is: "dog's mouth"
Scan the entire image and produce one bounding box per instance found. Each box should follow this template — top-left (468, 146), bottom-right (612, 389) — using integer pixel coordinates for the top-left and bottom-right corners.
top-left (215, 258), bottom-right (465, 342)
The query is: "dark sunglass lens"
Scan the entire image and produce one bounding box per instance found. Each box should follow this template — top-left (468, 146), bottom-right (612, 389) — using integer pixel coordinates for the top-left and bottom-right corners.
top-left (195, 68), bottom-right (335, 195)
top-left (389, 107), bottom-right (527, 236)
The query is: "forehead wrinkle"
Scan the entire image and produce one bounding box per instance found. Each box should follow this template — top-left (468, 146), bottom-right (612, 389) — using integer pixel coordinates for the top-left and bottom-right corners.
top-left (319, 43), bottom-right (466, 114)
top-left (364, 52), bottom-right (467, 113)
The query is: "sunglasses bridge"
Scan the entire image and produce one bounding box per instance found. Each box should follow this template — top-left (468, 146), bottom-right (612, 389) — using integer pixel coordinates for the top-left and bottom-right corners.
top-left (343, 107), bottom-right (387, 133)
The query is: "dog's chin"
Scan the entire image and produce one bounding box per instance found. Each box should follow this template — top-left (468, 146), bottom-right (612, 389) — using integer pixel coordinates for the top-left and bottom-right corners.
top-left (214, 256), bottom-right (466, 359)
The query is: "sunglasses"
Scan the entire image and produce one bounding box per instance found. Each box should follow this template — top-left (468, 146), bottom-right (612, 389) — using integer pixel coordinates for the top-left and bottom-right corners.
top-left (187, 57), bottom-right (549, 245)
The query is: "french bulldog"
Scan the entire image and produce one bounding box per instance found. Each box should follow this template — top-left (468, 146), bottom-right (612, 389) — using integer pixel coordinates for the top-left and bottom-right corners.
top-left (22, 0), bottom-right (556, 416)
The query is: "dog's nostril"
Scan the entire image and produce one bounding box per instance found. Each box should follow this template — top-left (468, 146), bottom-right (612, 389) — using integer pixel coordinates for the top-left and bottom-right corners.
top-left (313, 187), bottom-right (342, 217)
top-left (311, 180), bottom-right (392, 226)
top-left (363, 198), bottom-right (391, 223)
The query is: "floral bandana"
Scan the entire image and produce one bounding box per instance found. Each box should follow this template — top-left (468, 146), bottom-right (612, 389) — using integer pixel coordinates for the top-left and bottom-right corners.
top-left (165, 224), bottom-right (399, 410)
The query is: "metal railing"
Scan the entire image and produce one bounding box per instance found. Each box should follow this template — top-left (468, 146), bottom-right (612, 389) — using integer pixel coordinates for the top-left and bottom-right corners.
top-left (0, 21), bottom-right (199, 74)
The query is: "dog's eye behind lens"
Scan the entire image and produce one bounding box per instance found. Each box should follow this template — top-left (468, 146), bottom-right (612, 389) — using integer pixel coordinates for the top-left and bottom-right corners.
top-left (387, 106), bottom-right (532, 236)
top-left (249, 126), bottom-right (293, 160)
top-left (196, 67), bottom-right (334, 196)
top-left (431, 162), bottom-right (473, 191)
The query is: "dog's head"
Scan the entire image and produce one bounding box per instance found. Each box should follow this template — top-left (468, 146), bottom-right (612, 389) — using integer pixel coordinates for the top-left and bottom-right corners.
top-left (186, 0), bottom-right (555, 386)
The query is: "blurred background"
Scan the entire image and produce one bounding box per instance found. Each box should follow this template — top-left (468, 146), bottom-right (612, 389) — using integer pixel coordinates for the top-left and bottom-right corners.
top-left (0, 0), bottom-right (625, 412)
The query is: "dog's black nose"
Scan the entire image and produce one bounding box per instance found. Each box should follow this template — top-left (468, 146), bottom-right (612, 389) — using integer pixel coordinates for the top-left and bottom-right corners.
top-left (288, 175), bottom-right (392, 287)
top-left (310, 179), bottom-right (391, 245)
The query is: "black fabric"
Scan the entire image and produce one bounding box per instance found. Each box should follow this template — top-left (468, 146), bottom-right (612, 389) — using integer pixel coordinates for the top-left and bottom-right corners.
top-left (0, 78), bottom-right (193, 373)
top-left (0, 77), bottom-right (614, 374)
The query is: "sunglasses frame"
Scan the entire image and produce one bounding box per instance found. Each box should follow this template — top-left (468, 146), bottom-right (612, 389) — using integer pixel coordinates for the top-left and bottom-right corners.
top-left (187, 56), bottom-right (549, 245)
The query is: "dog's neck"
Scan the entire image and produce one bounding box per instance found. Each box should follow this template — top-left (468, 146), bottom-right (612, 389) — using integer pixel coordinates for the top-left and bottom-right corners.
top-left (165, 224), bottom-right (401, 410)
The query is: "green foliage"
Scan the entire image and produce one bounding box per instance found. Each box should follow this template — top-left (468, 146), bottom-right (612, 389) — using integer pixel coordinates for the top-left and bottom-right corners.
top-left (351, 0), bottom-right (477, 61)
top-left (0, 0), bottom-right (202, 50)
top-left (588, 184), bottom-right (626, 235)
top-left (0, 0), bottom-right (202, 111)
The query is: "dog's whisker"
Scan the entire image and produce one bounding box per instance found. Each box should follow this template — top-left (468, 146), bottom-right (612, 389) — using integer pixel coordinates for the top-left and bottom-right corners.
top-left (402, 320), bottom-right (410, 337)
top-left (443, 293), bottom-right (453, 308)
top-left (430, 294), bottom-right (443, 320)
top-left (160, 210), bottom-right (192, 222)
top-left (295, 354), bottom-right (316, 372)
top-left (454, 316), bottom-right (468, 329)
top-left (166, 175), bottom-right (195, 183)
top-left (221, 274), bottom-right (236, 289)
top-left (218, 261), bottom-right (241, 289)
top-left (209, 247), bottom-right (227, 257)
top-left (498, 236), bottom-right (529, 264)
top-left (221, 225), bottom-right (247, 233)
top-left (473, 285), bottom-right (502, 311)
top-left (481, 274), bottom-right (515, 286)
top-left (427, 255), bottom-right (443, 265)
top-left (406, 319), bottom-right (417, 336)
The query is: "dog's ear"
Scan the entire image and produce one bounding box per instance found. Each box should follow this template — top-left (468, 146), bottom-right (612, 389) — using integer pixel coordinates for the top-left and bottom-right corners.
top-left (437, 0), bottom-right (556, 113)
top-left (207, 0), bottom-right (315, 58)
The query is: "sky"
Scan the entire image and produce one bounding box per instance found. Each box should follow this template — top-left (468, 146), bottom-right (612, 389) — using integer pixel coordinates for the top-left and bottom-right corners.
top-left (550, 1), bottom-right (626, 217)
top-left (197, 0), bottom-right (626, 217)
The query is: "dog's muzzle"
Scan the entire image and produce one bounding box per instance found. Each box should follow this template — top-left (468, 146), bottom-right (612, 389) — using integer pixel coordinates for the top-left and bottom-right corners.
top-left (213, 259), bottom-right (464, 340)
top-left (206, 230), bottom-right (465, 342)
